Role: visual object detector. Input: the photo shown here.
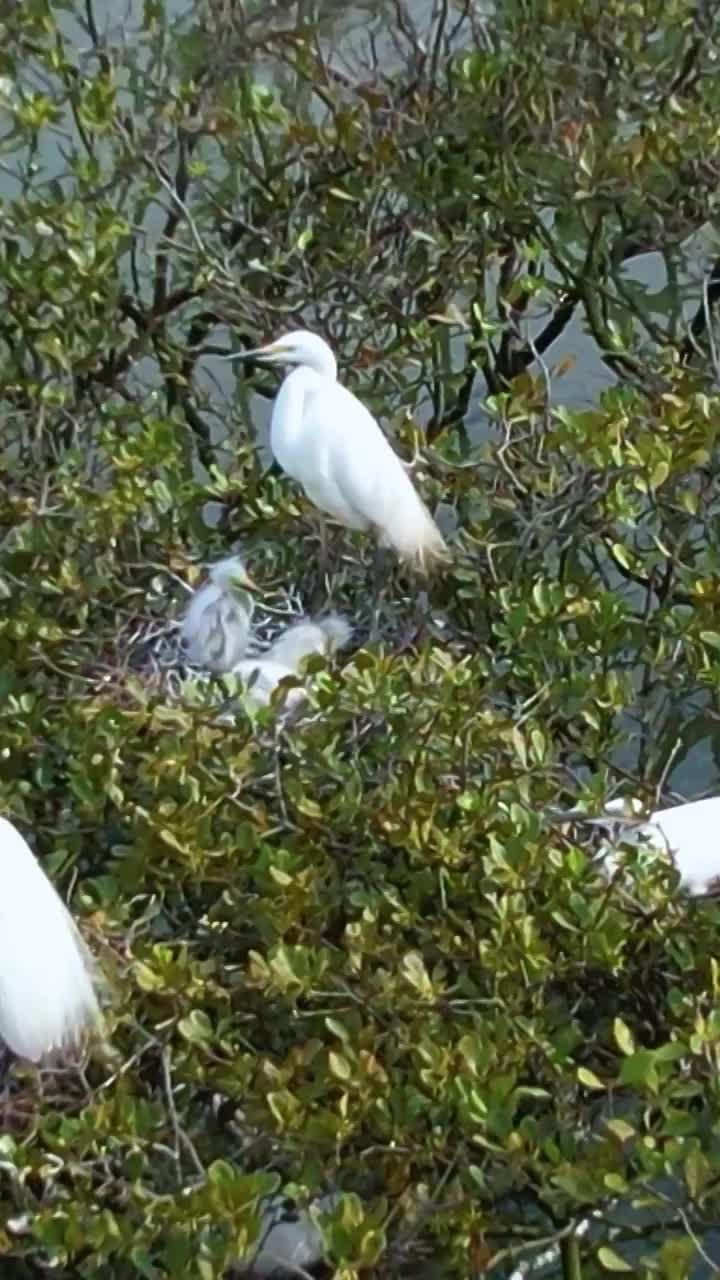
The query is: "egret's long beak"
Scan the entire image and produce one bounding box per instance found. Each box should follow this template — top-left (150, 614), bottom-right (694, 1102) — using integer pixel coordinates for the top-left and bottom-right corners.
top-left (216, 343), bottom-right (285, 364)
top-left (236, 571), bottom-right (259, 592)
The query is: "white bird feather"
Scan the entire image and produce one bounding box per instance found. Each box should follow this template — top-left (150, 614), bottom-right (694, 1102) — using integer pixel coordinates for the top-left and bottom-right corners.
top-left (221, 331), bottom-right (448, 571)
top-left (234, 613), bottom-right (351, 712)
top-left (180, 556), bottom-right (256, 673)
top-left (263, 613), bottom-right (352, 669)
top-left (597, 794), bottom-right (720, 897)
top-left (0, 816), bottom-right (100, 1062)
top-left (243, 1191), bottom-right (342, 1278)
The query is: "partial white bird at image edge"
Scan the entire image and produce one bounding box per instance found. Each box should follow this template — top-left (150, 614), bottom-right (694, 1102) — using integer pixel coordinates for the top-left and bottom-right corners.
top-left (598, 794), bottom-right (720, 897)
top-left (554, 794), bottom-right (720, 897)
top-left (242, 1192), bottom-right (342, 1278)
top-left (0, 816), bottom-right (100, 1062)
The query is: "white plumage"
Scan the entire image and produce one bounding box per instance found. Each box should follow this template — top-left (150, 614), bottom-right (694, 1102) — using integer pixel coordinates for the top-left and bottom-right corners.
top-left (597, 795), bottom-right (720, 897)
top-left (262, 613), bottom-right (352, 670)
top-left (0, 816), bottom-right (100, 1062)
top-left (244, 1192), bottom-right (341, 1278)
top-left (221, 331), bottom-right (448, 571)
top-left (180, 556), bottom-right (257, 673)
top-left (235, 613), bottom-right (352, 712)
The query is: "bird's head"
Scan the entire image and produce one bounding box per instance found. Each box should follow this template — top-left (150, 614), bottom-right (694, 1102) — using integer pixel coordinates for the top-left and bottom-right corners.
top-left (217, 330), bottom-right (337, 379)
top-left (207, 556), bottom-right (258, 597)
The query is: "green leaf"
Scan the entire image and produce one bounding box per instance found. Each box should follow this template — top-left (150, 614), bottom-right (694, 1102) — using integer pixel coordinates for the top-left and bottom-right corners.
top-left (613, 1017), bottom-right (635, 1056)
top-left (578, 1067), bottom-right (605, 1089)
top-left (684, 1149), bottom-right (709, 1198)
top-left (660, 1237), bottom-right (696, 1279)
top-left (401, 951), bottom-right (433, 997)
top-left (598, 1246), bottom-right (634, 1271)
top-left (700, 630), bottom-right (720, 650)
top-left (619, 1051), bottom-right (659, 1090)
top-left (605, 1118), bottom-right (635, 1142)
top-left (328, 1050), bottom-right (352, 1081)
top-left (649, 460), bottom-right (670, 490)
top-left (178, 1009), bottom-right (213, 1045)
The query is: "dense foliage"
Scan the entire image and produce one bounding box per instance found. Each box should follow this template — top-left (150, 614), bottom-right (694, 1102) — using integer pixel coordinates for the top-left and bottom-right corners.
top-left (2, 0), bottom-right (720, 1276)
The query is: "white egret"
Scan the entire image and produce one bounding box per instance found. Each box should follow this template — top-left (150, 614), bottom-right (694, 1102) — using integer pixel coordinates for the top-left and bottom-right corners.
top-left (235, 613), bottom-right (351, 712)
top-left (180, 556), bottom-right (258, 673)
top-left (244, 1191), bottom-right (342, 1278)
top-left (0, 816), bottom-right (100, 1062)
top-left (554, 795), bottom-right (720, 897)
top-left (595, 795), bottom-right (720, 897)
top-left (219, 331), bottom-right (448, 571)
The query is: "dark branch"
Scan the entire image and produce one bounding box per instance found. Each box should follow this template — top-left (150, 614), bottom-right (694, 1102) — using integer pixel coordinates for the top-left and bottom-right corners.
top-left (680, 256), bottom-right (720, 363)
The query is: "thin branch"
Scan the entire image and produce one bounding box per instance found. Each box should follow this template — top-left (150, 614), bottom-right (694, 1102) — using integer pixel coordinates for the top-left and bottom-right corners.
top-left (161, 1047), bottom-right (205, 1183)
top-left (680, 256), bottom-right (720, 365)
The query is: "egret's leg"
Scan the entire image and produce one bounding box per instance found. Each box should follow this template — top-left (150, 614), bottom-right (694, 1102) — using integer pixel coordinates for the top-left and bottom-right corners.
top-left (311, 515), bottom-right (334, 611)
top-left (317, 515), bottom-right (330, 578)
top-left (368, 545), bottom-right (392, 642)
top-left (412, 587), bottom-right (431, 643)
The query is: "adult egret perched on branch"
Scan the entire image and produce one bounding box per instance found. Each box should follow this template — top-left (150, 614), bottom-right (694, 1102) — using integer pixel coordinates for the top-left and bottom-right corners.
top-left (218, 331), bottom-right (448, 571)
top-left (180, 556), bottom-right (257, 673)
top-left (0, 817), bottom-right (100, 1062)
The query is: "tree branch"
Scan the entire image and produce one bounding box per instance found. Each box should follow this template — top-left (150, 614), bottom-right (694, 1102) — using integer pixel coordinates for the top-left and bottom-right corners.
top-left (680, 256), bottom-right (720, 363)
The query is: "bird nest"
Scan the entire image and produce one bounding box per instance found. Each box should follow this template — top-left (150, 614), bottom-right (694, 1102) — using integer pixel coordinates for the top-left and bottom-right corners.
top-left (117, 581), bottom-right (310, 700)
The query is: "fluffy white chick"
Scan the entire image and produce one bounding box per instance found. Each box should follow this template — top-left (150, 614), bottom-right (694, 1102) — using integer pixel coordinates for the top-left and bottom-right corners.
top-left (235, 613), bottom-right (352, 712)
top-left (180, 556), bottom-right (257, 673)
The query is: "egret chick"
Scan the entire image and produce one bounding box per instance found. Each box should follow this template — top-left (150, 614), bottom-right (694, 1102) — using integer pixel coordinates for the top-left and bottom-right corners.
top-left (180, 556), bottom-right (257, 673)
top-left (219, 331), bottom-right (448, 571)
top-left (264, 612), bottom-right (352, 669)
top-left (0, 817), bottom-right (100, 1062)
top-left (235, 613), bottom-right (351, 712)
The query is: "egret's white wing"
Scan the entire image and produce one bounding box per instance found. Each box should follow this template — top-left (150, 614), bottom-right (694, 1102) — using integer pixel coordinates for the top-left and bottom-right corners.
top-left (0, 817), bottom-right (99, 1061)
top-left (647, 796), bottom-right (720, 895)
top-left (598, 795), bottom-right (720, 896)
top-left (271, 372), bottom-right (447, 567)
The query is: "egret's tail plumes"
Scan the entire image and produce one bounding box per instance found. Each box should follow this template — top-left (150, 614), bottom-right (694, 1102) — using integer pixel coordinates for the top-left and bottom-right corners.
top-left (0, 818), bottom-right (100, 1062)
top-left (266, 613), bottom-right (352, 671)
top-left (379, 489), bottom-right (449, 572)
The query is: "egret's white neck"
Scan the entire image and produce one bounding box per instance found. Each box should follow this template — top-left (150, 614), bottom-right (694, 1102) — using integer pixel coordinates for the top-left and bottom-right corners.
top-left (296, 344), bottom-right (337, 381)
